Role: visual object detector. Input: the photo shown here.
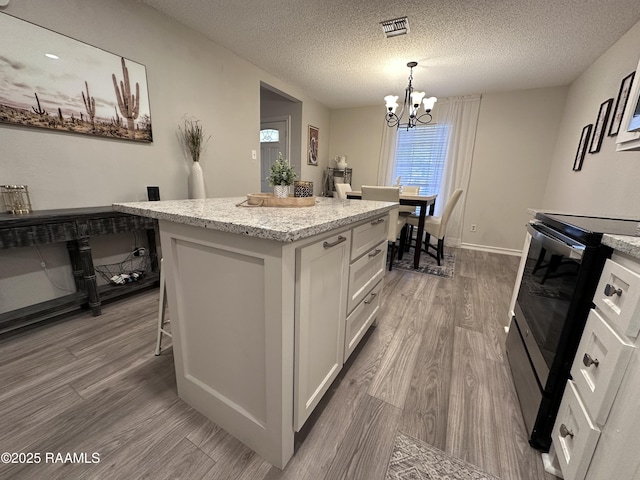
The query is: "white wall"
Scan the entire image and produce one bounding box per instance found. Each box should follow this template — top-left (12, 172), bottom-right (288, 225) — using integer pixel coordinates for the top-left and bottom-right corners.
top-left (0, 0), bottom-right (330, 313)
top-left (0, 0), bottom-right (331, 207)
top-left (328, 106), bottom-right (384, 190)
top-left (464, 87), bottom-right (568, 251)
top-left (543, 20), bottom-right (640, 216)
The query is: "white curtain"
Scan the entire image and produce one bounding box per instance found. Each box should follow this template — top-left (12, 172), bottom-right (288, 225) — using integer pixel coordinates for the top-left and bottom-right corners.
top-left (377, 118), bottom-right (398, 185)
top-left (432, 95), bottom-right (482, 247)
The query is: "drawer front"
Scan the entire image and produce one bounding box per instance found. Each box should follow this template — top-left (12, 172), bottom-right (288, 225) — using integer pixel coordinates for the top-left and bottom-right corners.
top-left (351, 216), bottom-right (388, 261)
top-left (553, 381), bottom-right (601, 480)
top-left (347, 241), bottom-right (386, 313)
top-left (593, 259), bottom-right (640, 338)
top-left (344, 280), bottom-right (382, 361)
top-left (571, 309), bottom-right (634, 425)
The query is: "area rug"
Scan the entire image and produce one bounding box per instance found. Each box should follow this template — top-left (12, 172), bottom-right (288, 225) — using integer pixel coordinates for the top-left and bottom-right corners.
top-left (386, 432), bottom-right (499, 480)
top-left (391, 250), bottom-right (455, 278)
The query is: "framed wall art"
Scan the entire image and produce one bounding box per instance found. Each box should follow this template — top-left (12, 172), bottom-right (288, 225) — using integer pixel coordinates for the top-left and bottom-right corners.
top-left (573, 124), bottom-right (592, 171)
top-left (627, 87), bottom-right (640, 133)
top-left (307, 125), bottom-right (319, 165)
top-left (589, 98), bottom-right (613, 154)
top-left (0, 13), bottom-right (152, 142)
top-left (608, 71), bottom-right (635, 137)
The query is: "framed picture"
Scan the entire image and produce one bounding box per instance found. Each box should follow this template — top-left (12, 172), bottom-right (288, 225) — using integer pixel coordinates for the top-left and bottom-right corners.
top-left (0, 13), bottom-right (152, 142)
top-left (589, 98), bottom-right (613, 153)
top-left (627, 88), bottom-right (640, 132)
top-left (307, 125), bottom-right (319, 165)
top-left (608, 71), bottom-right (635, 137)
top-left (573, 124), bottom-right (592, 171)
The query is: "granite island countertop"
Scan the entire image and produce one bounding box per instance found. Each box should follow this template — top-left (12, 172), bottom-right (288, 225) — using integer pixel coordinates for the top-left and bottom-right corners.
top-left (602, 234), bottom-right (640, 260)
top-left (113, 197), bottom-right (396, 242)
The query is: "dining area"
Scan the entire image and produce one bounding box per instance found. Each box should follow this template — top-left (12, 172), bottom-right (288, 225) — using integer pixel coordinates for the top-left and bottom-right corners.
top-left (334, 183), bottom-right (462, 272)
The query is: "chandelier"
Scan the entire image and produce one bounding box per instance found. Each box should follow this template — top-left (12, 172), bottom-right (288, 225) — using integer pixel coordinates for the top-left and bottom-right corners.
top-left (384, 61), bottom-right (437, 130)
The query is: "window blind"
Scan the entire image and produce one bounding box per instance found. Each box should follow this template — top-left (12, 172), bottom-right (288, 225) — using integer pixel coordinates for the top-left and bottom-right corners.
top-left (393, 124), bottom-right (450, 197)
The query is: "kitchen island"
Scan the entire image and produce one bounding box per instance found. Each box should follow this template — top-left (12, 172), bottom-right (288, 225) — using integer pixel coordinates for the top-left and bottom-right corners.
top-left (113, 196), bottom-right (396, 468)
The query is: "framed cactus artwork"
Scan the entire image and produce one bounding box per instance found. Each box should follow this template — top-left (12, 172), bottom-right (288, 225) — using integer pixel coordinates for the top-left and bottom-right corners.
top-left (0, 13), bottom-right (152, 142)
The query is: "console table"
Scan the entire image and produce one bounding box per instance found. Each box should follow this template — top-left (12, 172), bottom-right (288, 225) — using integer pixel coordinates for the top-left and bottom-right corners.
top-left (0, 206), bottom-right (159, 334)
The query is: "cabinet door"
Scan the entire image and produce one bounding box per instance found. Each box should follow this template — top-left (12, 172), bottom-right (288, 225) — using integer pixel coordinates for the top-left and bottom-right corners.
top-left (347, 240), bottom-right (386, 314)
top-left (351, 215), bottom-right (388, 261)
top-left (553, 381), bottom-right (601, 480)
top-left (593, 259), bottom-right (640, 338)
top-left (344, 280), bottom-right (382, 361)
top-left (295, 230), bottom-right (351, 431)
top-left (571, 309), bottom-right (633, 425)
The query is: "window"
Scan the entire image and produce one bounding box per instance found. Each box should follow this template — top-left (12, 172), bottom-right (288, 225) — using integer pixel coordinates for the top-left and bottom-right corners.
top-left (260, 129), bottom-right (279, 143)
top-left (393, 123), bottom-right (449, 196)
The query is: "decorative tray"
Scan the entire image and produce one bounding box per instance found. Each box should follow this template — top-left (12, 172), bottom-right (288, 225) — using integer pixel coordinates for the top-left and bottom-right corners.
top-left (238, 193), bottom-right (316, 208)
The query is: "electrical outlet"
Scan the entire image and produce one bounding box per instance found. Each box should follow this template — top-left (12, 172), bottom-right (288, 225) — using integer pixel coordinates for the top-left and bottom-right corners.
top-left (470, 224), bottom-right (477, 232)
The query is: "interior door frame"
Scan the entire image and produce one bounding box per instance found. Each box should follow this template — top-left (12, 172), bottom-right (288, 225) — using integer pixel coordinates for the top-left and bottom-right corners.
top-left (260, 115), bottom-right (291, 193)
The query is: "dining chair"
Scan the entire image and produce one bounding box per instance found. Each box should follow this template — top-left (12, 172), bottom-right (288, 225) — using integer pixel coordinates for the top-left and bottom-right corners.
top-left (361, 185), bottom-right (407, 271)
top-left (406, 188), bottom-right (463, 266)
top-left (398, 185), bottom-right (420, 216)
top-left (334, 182), bottom-right (352, 199)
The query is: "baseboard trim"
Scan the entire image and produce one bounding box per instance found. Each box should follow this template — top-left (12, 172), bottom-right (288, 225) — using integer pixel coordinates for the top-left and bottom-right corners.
top-left (459, 242), bottom-right (522, 256)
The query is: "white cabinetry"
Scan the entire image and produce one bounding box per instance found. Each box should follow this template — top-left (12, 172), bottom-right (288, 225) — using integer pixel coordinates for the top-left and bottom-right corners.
top-left (553, 255), bottom-right (640, 480)
top-left (294, 214), bottom-right (388, 431)
top-left (295, 230), bottom-right (351, 430)
top-left (344, 217), bottom-right (388, 360)
top-left (121, 198), bottom-right (394, 469)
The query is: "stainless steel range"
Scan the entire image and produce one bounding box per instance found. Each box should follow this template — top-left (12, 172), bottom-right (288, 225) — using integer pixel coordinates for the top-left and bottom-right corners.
top-left (507, 212), bottom-right (640, 451)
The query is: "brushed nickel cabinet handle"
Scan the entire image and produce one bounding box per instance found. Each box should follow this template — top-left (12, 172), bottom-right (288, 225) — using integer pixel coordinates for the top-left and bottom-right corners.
top-left (368, 248), bottom-right (382, 258)
top-left (323, 235), bottom-right (347, 249)
top-left (371, 218), bottom-right (385, 225)
top-left (604, 283), bottom-right (623, 297)
top-left (364, 292), bottom-right (378, 304)
top-left (583, 353), bottom-right (599, 368)
top-left (559, 424), bottom-right (574, 438)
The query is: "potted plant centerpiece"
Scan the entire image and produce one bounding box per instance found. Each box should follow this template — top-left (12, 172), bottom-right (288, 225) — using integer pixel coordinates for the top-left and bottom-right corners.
top-left (178, 116), bottom-right (210, 199)
top-left (268, 153), bottom-right (297, 198)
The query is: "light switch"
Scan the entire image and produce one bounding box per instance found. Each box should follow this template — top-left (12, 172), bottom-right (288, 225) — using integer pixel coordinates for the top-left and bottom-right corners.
top-left (251, 150), bottom-right (257, 160)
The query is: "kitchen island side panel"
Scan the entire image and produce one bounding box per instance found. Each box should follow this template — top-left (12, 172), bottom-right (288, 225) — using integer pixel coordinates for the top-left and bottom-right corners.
top-left (159, 219), bottom-right (295, 469)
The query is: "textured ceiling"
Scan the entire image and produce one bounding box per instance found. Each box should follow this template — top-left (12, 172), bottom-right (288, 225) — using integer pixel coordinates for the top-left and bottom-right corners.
top-left (139, 0), bottom-right (640, 109)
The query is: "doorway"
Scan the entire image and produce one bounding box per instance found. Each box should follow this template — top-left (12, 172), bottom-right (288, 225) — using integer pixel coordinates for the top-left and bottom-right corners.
top-left (260, 117), bottom-right (290, 192)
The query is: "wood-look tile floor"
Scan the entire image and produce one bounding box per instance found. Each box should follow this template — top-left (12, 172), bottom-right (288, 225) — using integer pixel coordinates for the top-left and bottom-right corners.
top-left (0, 248), bottom-right (556, 480)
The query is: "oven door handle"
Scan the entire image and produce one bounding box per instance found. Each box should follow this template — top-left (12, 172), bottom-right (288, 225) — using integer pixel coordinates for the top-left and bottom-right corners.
top-left (527, 223), bottom-right (585, 260)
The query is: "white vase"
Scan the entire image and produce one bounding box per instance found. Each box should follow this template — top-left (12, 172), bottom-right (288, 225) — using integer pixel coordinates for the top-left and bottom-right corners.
top-left (273, 185), bottom-right (289, 198)
top-left (188, 161), bottom-right (206, 199)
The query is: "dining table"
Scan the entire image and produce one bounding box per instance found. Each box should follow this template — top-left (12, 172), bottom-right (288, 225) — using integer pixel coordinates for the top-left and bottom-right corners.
top-left (346, 191), bottom-right (437, 269)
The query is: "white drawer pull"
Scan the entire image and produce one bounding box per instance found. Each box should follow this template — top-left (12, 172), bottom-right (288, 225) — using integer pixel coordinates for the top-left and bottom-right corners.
top-left (368, 248), bottom-right (382, 258)
top-left (364, 292), bottom-right (378, 304)
top-left (323, 236), bottom-right (347, 249)
top-left (559, 424), bottom-right (574, 438)
top-left (604, 283), bottom-right (622, 297)
top-left (582, 353), bottom-right (599, 368)
top-left (370, 218), bottom-right (385, 225)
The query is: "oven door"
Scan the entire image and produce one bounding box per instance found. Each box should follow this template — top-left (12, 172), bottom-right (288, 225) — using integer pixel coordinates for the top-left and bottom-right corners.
top-left (514, 221), bottom-right (586, 388)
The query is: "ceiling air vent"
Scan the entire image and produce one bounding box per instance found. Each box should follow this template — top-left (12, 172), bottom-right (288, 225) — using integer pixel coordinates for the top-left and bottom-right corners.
top-left (381, 17), bottom-right (409, 38)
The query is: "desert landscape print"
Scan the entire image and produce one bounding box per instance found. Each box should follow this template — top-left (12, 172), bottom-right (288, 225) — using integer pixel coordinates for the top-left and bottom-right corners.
top-left (0, 13), bottom-right (152, 142)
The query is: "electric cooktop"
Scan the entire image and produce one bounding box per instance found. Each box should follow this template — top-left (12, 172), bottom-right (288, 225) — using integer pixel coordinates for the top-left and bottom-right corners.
top-left (536, 213), bottom-right (640, 246)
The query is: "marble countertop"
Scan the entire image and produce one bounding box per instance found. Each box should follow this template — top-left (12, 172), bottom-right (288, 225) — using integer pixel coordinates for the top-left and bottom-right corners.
top-left (602, 234), bottom-right (640, 260)
top-left (113, 197), bottom-right (396, 242)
